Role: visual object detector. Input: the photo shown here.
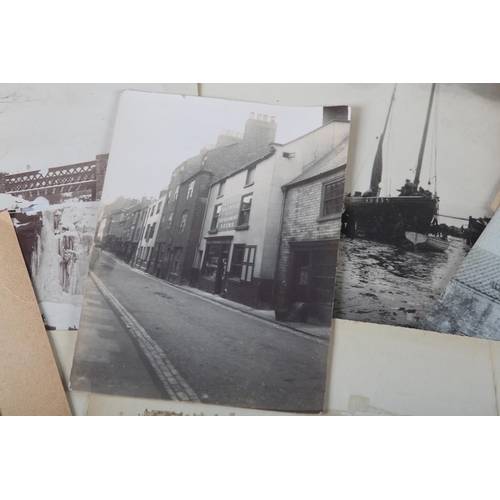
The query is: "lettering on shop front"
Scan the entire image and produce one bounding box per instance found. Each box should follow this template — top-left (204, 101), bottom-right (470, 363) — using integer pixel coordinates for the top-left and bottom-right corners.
top-left (218, 195), bottom-right (241, 230)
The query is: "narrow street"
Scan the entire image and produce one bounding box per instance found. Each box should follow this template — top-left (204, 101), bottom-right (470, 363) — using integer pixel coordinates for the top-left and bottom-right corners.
top-left (71, 251), bottom-right (330, 413)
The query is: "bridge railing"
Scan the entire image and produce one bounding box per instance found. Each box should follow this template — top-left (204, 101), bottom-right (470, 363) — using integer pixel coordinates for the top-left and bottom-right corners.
top-left (5, 161), bottom-right (97, 193)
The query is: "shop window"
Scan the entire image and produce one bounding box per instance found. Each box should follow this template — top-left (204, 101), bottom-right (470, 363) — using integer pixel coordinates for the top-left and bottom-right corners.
top-left (241, 246), bottom-right (256, 282)
top-left (173, 185), bottom-right (179, 201)
top-left (179, 211), bottom-right (188, 233)
top-left (210, 204), bottom-right (222, 231)
top-left (237, 193), bottom-right (252, 227)
top-left (245, 167), bottom-right (255, 186)
top-left (217, 180), bottom-right (225, 197)
top-left (230, 244), bottom-right (245, 278)
top-left (202, 244), bottom-right (219, 280)
top-left (171, 248), bottom-right (182, 275)
top-left (187, 180), bottom-right (195, 199)
top-left (320, 180), bottom-right (343, 218)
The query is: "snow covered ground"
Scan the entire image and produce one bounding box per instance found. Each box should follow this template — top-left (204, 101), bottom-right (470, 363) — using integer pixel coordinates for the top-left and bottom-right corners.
top-left (30, 199), bottom-right (100, 329)
top-left (3, 192), bottom-right (100, 330)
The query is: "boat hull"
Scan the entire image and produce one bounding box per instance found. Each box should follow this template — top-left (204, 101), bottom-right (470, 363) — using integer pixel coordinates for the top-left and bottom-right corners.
top-left (343, 195), bottom-right (438, 243)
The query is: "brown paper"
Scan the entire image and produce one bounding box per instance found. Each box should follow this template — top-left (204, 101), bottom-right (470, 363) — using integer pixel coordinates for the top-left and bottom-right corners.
top-left (0, 211), bottom-right (71, 415)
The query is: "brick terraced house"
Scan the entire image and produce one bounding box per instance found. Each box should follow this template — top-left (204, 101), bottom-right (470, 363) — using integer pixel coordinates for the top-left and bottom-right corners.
top-left (272, 138), bottom-right (349, 325)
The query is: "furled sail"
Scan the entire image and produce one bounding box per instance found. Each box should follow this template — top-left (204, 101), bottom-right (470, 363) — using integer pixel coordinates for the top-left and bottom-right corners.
top-left (369, 85), bottom-right (396, 195)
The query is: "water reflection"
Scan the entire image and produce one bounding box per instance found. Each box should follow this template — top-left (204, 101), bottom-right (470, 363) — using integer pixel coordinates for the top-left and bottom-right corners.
top-left (333, 237), bottom-right (470, 329)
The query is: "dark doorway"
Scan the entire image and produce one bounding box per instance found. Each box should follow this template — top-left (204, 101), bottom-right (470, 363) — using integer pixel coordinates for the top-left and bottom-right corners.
top-left (214, 244), bottom-right (230, 295)
top-left (292, 251), bottom-right (310, 303)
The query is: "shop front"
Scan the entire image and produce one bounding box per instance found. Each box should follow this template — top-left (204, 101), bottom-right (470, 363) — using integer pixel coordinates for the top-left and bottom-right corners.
top-left (197, 236), bottom-right (233, 295)
top-left (284, 239), bottom-right (339, 325)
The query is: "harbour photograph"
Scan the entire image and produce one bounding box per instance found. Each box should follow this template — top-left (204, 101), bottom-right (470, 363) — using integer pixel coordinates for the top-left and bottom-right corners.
top-left (333, 83), bottom-right (500, 331)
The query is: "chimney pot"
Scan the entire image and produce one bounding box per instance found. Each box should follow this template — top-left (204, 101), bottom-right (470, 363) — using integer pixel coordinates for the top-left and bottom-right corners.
top-left (263, 115), bottom-right (268, 122)
top-left (257, 113), bottom-right (262, 121)
top-left (270, 116), bottom-right (275, 123)
top-left (250, 112), bottom-right (255, 119)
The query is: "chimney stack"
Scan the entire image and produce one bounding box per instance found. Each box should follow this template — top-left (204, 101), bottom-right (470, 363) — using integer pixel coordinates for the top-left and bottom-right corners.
top-left (244, 111), bottom-right (277, 145)
top-left (322, 105), bottom-right (350, 124)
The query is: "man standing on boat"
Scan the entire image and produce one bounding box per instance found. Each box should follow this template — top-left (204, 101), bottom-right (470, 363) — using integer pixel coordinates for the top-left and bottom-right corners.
top-left (399, 179), bottom-right (417, 196)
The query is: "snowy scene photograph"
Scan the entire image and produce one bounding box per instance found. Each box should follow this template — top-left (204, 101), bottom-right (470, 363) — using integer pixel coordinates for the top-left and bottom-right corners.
top-left (422, 208), bottom-right (500, 339)
top-left (70, 92), bottom-right (351, 413)
top-left (1, 154), bottom-right (108, 329)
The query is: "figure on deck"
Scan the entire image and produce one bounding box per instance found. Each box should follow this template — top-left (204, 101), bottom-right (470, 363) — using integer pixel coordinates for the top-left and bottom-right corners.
top-left (398, 179), bottom-right (417, 196)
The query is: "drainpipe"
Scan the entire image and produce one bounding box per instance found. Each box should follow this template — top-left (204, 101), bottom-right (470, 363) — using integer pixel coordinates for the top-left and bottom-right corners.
top-left (193, 178), bottom-right (214, 270)
top-left (270, 185), bottom-right (287, 310)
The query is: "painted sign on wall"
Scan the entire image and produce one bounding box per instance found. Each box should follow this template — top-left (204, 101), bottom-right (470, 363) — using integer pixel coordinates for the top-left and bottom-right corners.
top-left (218, 195), bottom-right (240, 230)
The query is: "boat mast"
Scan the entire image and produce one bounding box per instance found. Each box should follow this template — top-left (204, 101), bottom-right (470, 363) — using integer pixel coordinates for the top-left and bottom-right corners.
top-left (414, 83), bottom-right (437, 188)
top-left (369, 85), bottom-right (396, 195)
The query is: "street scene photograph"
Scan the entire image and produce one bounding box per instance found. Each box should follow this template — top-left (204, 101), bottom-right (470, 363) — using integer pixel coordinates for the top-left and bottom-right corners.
top-left (70, 92), bottom-right (351, 412)
top-left (333, 83), bottom-right (500, 331)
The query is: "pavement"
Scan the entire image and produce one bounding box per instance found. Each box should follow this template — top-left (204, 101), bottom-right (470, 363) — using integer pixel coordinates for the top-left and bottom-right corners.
top-left (105, 250), bottom-right (332, 341)
top-left (71, 249), bottom-right (331, 413)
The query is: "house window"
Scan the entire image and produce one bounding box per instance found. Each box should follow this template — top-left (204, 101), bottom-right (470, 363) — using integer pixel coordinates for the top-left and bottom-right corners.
top-left (210, 204), bottom-right (222, 230)
top-left (145, 224), bottom-right (151, 241)
top-left (160, 213), bottom-right (166, 229)
top-left (149, 222), bottom-right (156, 240)
top-left (166, 190), bottom-right (171, 203)
top-left (187, 180), bottom-right (195, 199)
top-left (171, 248), bottom-right (182, 275)
top-left (245, 167), bottom-right (255, 186)
top-left (238, 193), bottom-right (252, 226)
top-left (149, 206), bottom-right (155, 217)
top-left (179, 211), bottom-right (188, 233)
top-left (173, 185), bottom-right (179, 201)
top-left (321, 180), bottom-right (344, 218)
top-left (231, 245), bottom-right (256, 282)
top-left (283, 152), bottom-right (295, 158)
top-left (217, 180), bottom-right (225, 197)
top-left (156, 201), bottom-right (162, 214)
top-left (167, 213), bottom-right (173, 229)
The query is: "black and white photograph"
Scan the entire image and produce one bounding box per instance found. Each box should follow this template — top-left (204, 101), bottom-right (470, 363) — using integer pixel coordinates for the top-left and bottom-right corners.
top-left (333, 83), bottom-right (500, 331)
top-left (3, 155), bottom-right (107, 331)
top-left (421, 208), bottom-right (500, 339)
top-left (0, 85), bottom-right (110, 330)
top-left (70, 91), bottom-right (351, 412)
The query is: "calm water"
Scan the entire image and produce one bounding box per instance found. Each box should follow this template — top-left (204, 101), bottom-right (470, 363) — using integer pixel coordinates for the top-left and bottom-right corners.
top-left (333, 236), bottom-right (470, 329)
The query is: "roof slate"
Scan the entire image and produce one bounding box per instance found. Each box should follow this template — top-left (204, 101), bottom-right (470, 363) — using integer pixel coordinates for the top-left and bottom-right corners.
top-left (283, 137), bottom-right (349, 188)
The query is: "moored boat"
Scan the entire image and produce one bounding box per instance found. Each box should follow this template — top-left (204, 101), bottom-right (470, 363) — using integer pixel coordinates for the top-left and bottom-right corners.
top-left (344, 84), bottom-right (439, 244)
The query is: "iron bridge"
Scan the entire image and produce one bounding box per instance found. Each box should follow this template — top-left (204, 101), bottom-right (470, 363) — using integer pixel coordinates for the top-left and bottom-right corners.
top-left (5, 161), bottom-right (98, 200)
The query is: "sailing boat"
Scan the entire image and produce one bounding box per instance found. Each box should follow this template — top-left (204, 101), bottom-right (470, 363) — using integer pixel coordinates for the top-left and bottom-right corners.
top-left (343, 84), bottom-right (440, 246)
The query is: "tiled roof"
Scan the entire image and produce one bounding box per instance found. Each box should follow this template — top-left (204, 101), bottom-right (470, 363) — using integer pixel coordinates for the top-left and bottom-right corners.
top-left (283, 137), bottom-right (349, 187)
top-left (174, 141), bottom-right (274, 187)
top-left (454, 246), bottom-right (500, 304)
